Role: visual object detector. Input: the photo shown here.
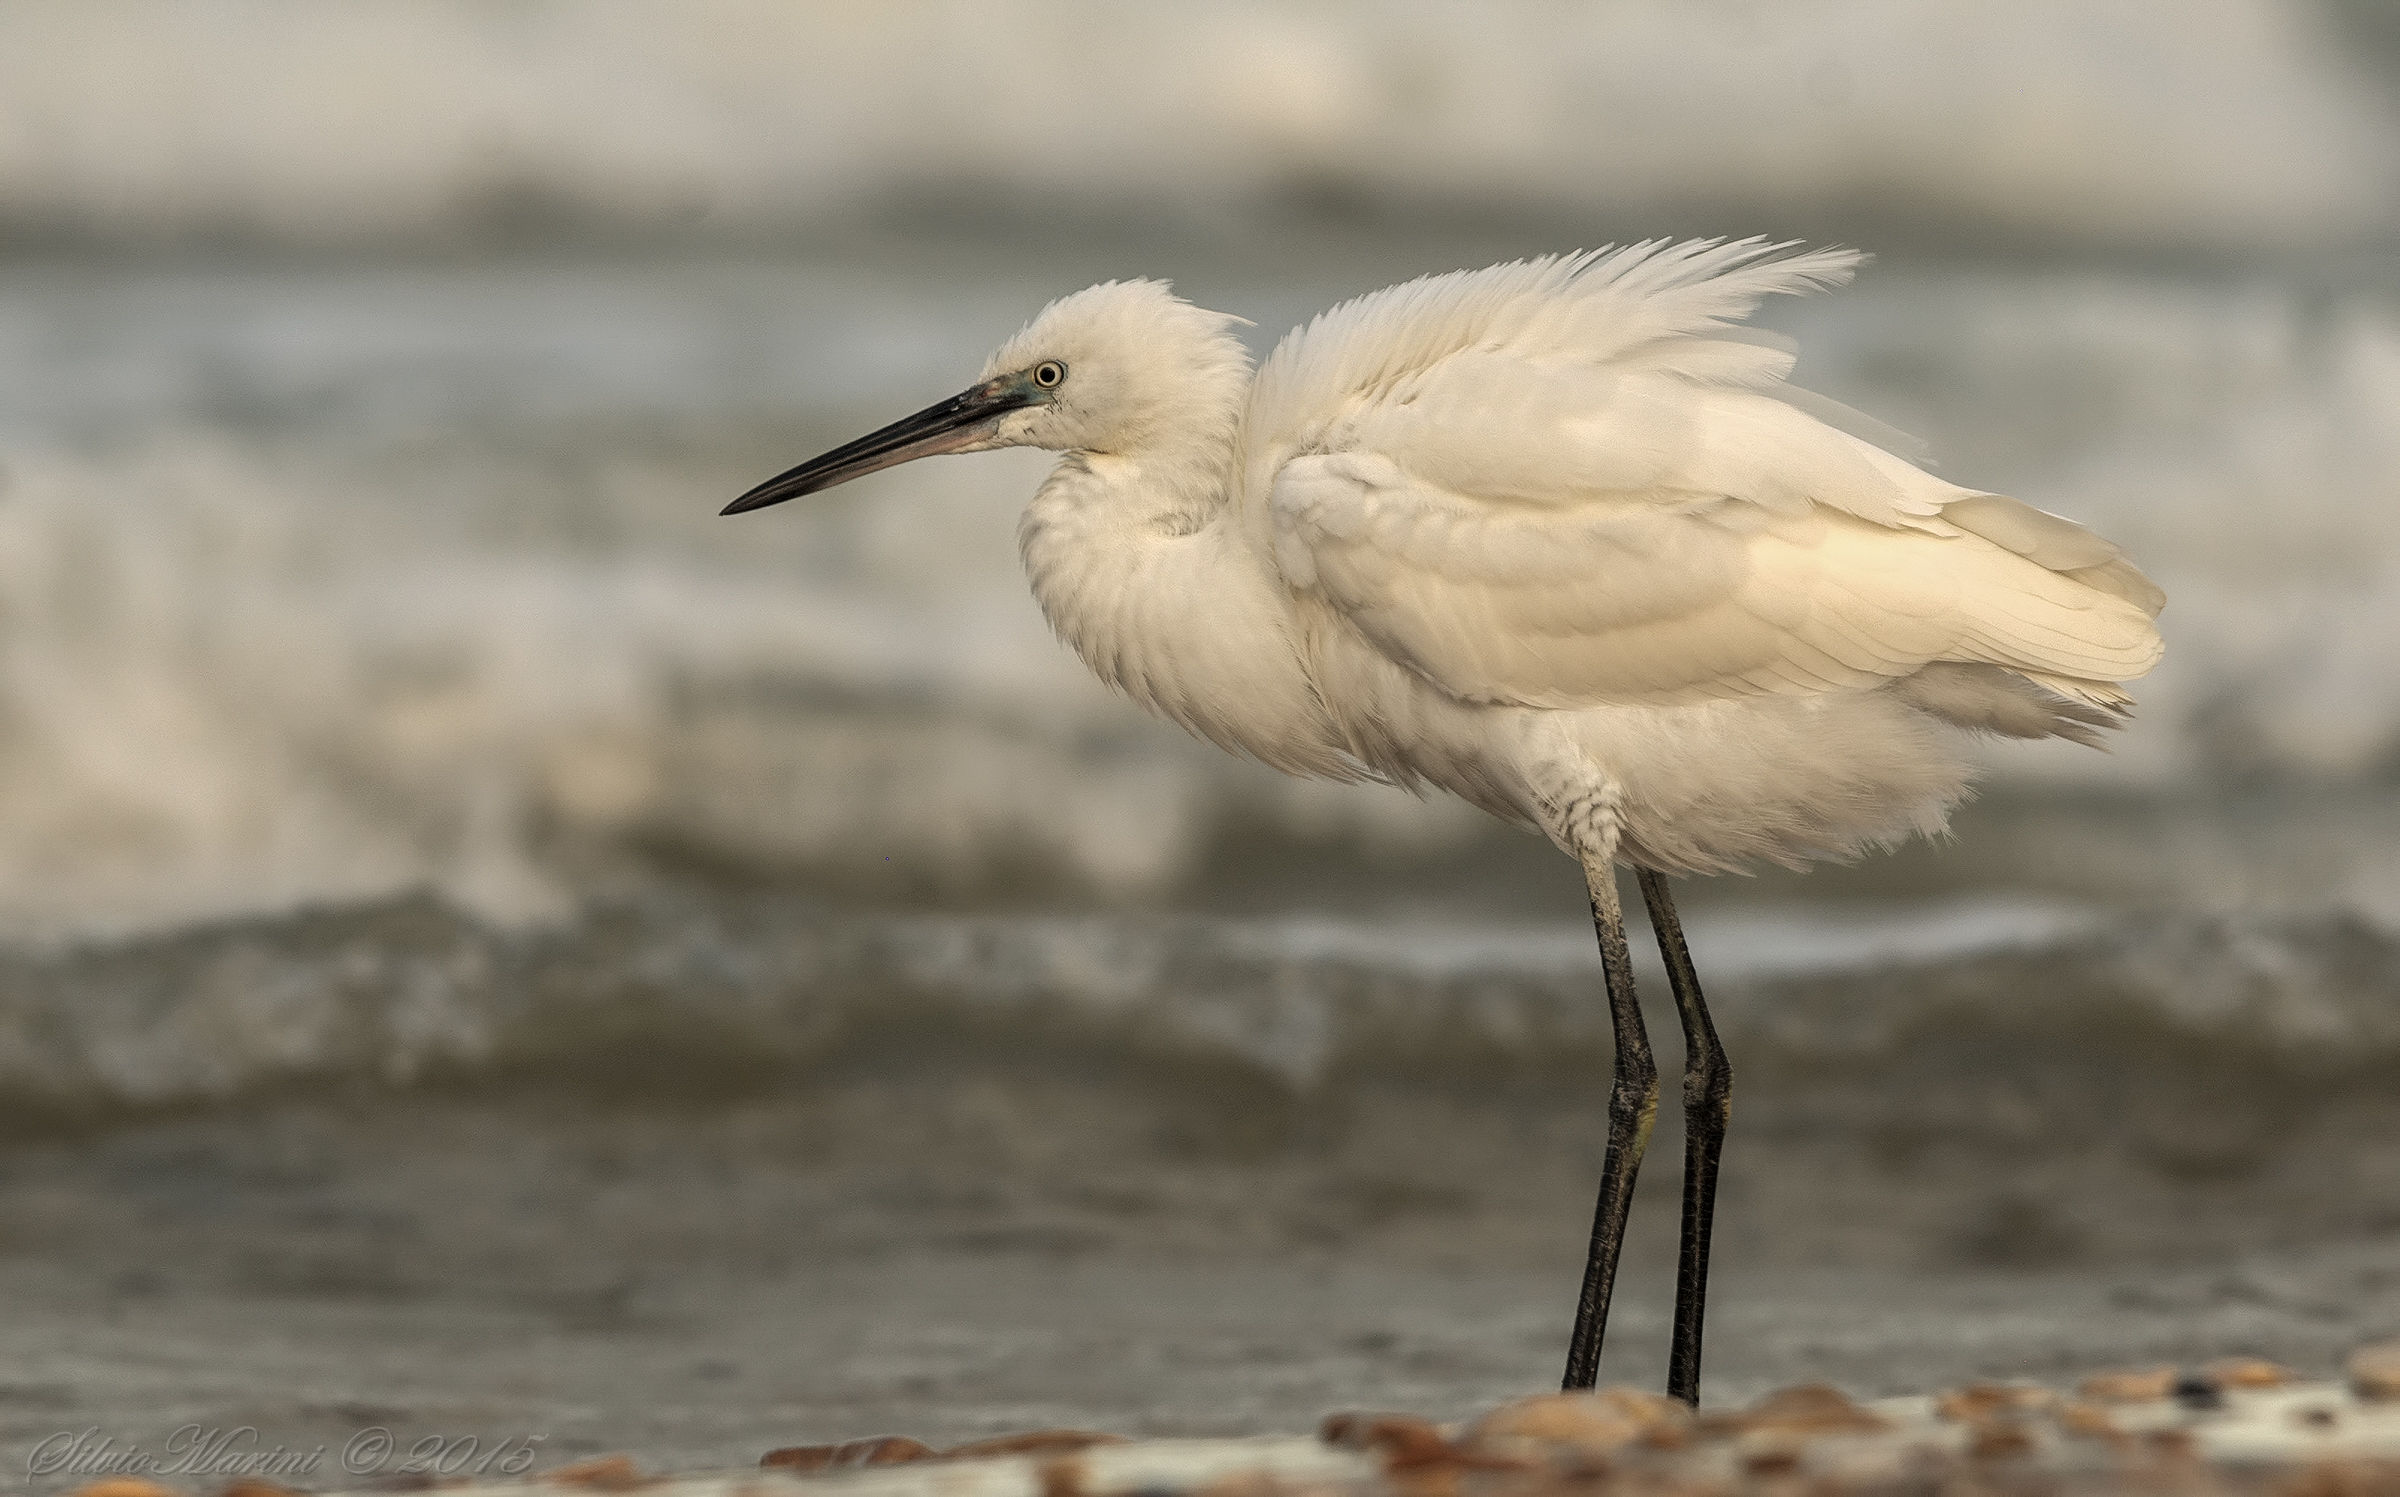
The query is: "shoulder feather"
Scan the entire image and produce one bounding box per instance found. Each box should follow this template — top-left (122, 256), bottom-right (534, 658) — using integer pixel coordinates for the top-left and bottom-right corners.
top-left (1239, 238), bottom-right (1859, 499)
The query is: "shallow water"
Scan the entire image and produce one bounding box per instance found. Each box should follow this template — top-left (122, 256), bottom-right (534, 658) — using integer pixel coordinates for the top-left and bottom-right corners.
top-left (5, 895), bottom-right (2400, 1486)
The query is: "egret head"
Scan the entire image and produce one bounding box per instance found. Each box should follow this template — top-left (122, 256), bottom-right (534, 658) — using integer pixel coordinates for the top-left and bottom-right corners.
top-left (725, 280), bottom-right (1251, 515)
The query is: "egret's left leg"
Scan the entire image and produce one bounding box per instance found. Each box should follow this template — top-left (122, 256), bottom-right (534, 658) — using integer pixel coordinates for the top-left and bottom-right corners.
top-left (1636, 867), bottom-right (1730, 1407)
top-left (1560, 860), bottom-right (1657, 1391)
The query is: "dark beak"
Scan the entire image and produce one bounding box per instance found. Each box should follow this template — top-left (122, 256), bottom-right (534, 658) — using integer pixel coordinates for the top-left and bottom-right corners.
top-left (724, 380), bottom-right (1033, 516)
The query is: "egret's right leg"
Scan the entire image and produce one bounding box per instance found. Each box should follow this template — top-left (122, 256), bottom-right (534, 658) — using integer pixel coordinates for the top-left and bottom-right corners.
top-left (1636, 867), bottom-right (1730, 1408)
top-left (1560, 859), bottom-right (1658, 1390)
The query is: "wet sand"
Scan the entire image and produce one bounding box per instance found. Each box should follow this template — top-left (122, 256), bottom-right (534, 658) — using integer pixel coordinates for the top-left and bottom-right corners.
top-left (1, 895), bottom-right (2394, 1488)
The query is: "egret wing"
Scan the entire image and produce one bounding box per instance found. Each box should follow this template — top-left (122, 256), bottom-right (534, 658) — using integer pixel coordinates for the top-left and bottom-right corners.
top-left (1270, 448), bottom-right (2159, 708)
top-left (1247, 242), bottom-right (2163, 709)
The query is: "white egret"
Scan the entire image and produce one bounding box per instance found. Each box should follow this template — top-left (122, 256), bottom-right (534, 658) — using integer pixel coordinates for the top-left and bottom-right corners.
top-left (725, 239), bottom-right (2165, 1404)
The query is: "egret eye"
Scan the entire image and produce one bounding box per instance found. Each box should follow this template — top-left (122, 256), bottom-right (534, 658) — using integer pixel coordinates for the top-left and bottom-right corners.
top-left (1033, 360), bottom-right (1066, 389)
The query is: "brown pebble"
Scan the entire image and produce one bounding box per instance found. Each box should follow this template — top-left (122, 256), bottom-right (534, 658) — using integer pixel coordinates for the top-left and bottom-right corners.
top-left (1191, 1473), bottom-right (1295, 1497)
top-left (1742, 1442), bottom-right (1803, 1477)
top-left (944, 1431), bottom-right (1128, 1460)
top-left (1740, 1383), bottom-right (1889, 1435)
top-left (1035, 1455), bottom-right (1085, 1497)
top-left (221, 1483), bottom-right (301, 1497)
top-left (2350, 1341), bottom-right (2400, 1402)
top-left (544, 1456), bottom-right (642, 1491)
top-left (760, 1437), bottom-right (938, 1472)
top-left (2276, 1458), bottom-right (2400, 1497)
top-left (1968, 1421), bottom-right (2037, 1461)
top-left (1460, 1388), bottom-right (1689, 1457)
top-left (1636, 1420), bottom-right (1693, 1452)
top-left (761, 1446), bottom-right (831, 1473)
top-left (2294, 1406), bottom-right (2342, 1431)
top-left (68, 1483), bottom-right (180, 1497)
top-left (1935, 1383), bottom-right (2053, 1422)
top-left (2144, 1429), bottom-right (2197, 1461)
top-left (2207, 1356), bottom-right (2297, 1390)
top-left (1319, 1413), bottom-right (1457, 1470)
top-left (2077, 1367), bottom-right (2179, 1403)
top-left (2058, 1402), bottom-right (2123, 1439)
top-left (1388, 1468), bottom-right (1462, 1497)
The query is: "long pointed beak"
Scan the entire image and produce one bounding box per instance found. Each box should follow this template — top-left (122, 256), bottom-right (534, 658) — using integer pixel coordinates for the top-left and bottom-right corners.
top-left (724, 380), bottom-right (1033, 516)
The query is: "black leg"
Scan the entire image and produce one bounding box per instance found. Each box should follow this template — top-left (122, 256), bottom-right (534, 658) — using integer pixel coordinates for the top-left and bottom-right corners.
top-left (1636, 867), bottom-right (1730, 1407)
top-left (1561, 862), bottom-right (1659, 1390)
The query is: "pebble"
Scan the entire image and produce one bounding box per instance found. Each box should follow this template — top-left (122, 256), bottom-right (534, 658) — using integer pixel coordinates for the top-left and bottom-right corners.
top-left (2172, 1370), bottom-right (2225, 1410)
top-left (1458, 1388), bottom-right (1688, 1459)
top-left (1319, 1413), bottom-right (1457, 1469)
top-left (1933, 1383), bottom-right (2053, 1423)
top-left (544, 1456), bottom-right (644, 1490)
top-left (121, 1349), bottom-right (2400, 1497)
top-left (2353, 1341), bottom-right (2400, 1401)
top-left (2078, 1365), bottom-right (2180, 1402)
top-left (760, 1436), bottom-right (938, 1471)
top-left (1733, 1382), bottom-right (1889, 1434)
top-left (2207, 1356), bottom-right (2296, 1389)
top-left (2057, 1401), bottom-right (2123, 1439)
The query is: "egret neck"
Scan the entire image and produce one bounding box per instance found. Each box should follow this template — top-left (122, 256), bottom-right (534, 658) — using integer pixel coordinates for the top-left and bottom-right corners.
top-left (1017, 432), bottom-right (1346, 781)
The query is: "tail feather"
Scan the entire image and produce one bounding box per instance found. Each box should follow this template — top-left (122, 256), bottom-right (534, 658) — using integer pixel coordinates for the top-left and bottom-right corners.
top-left (1896, 662), bottom-right (2130, 748)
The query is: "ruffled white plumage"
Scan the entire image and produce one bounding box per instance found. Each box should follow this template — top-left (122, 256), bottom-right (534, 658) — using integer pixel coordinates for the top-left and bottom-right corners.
top-left (1241, 240), bottom-right (2162, 724)
top-left (981, 241), bottom-right (2164, 874)
top-left (738, 241), bottom-right (2169, 1396)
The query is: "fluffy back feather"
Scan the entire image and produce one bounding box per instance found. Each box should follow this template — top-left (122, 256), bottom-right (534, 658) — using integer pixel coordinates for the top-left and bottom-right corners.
top-left (1238, 238), bottom-right (1860, 503)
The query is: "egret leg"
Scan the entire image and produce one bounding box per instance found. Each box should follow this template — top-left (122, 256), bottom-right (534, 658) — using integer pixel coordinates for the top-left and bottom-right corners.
top-left (1561, 862), bottom-right (1658, 1391)
top-left (1636, 867), bottom-right (1729, 1408)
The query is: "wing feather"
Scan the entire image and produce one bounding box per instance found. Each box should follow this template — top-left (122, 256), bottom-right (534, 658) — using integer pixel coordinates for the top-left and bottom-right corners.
top-left (1249, 239), bottom-right (2164, 713)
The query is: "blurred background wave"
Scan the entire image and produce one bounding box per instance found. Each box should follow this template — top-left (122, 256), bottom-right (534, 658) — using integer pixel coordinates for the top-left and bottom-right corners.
top-left (2, 0), bottom-right (2394, 252)
top-left (1, 0), bottom-right (2397, 943)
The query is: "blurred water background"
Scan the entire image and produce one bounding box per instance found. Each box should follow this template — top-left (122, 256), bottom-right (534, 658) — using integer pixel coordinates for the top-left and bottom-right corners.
top-left (2, 0), bottom-right (2400, 1471)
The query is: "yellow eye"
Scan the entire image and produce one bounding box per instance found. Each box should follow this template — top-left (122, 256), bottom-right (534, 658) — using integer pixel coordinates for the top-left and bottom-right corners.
top-left (1033, 360), bottom-right (1066, 389)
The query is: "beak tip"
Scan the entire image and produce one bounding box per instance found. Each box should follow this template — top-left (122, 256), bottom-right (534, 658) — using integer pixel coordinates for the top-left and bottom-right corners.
top-left (721, 485), bottom-right (786, 516)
